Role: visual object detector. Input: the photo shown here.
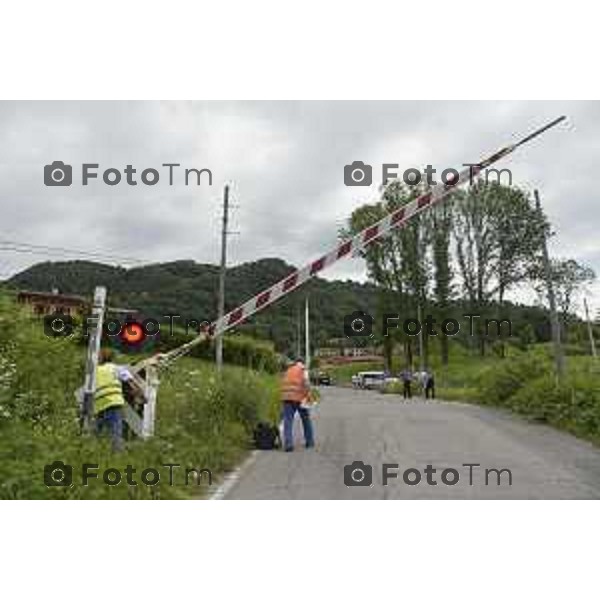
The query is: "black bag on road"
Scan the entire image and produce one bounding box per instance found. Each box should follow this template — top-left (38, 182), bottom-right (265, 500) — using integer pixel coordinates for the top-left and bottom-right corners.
top-left (253, 422), bottom-right (281, 450)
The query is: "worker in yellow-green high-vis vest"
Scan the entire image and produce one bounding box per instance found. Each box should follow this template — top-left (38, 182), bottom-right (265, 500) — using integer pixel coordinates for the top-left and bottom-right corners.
top-left (95, 348), bottom-right (135, 451)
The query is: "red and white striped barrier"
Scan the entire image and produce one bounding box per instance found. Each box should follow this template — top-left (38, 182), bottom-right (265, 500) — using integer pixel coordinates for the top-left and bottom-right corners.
top-left (150, 116), bottom-right (565, 367)
top-left (211, 116), bottom-right (566, 337)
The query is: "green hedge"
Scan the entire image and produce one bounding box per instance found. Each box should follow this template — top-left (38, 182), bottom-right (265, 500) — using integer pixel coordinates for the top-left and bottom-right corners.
top-left (155, 329), bottom-right (280, 373)
top-left (68, 315), bottom-right (281, 374)
top-left (478, 354), bottom-right (550, 405)
top-left (476, 354), bottom-right (600, 442)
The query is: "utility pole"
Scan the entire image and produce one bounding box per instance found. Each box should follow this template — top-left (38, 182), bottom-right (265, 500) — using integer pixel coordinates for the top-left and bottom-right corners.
top-left (305, 294), bottom-right (310, 371)
top-left (417, 302), bottom-right (424, 372)
top-left (296, 302), bottom-right (302, 359)
top-left (535, 189), bottom-right (565, 380)
top-left (216, 184), bottom-right (230, 372)
top-left (583, 297), bottom-right (597, 359)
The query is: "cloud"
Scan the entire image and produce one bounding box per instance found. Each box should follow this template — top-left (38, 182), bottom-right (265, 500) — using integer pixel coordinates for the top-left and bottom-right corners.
top-left (0, 101), bottom-right (598, 311)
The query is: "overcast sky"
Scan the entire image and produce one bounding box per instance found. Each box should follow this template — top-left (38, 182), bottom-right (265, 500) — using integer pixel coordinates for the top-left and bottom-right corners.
top-left (0, 101), bottom-right (598, 312)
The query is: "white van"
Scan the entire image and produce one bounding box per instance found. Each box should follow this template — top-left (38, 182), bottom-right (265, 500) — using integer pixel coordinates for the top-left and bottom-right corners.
top-left (356, 371), bottom-right (386, 390)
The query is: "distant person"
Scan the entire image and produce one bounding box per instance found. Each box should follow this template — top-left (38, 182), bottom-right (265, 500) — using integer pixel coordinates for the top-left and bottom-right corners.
top-left (400, 368), bottom-right (413, 399)
top-left (424, 370), bottom-right (435, 399)
top-left (95, 348), bottom-right (137, 452)
top-left (415, 369), bottom-right (427, 394)
top-left (281, 357), bottom-right (315, 452)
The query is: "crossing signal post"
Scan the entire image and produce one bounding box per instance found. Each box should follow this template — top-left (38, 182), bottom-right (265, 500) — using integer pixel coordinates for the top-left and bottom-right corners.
top-left (79, 300), bottom-right (159, 439)
top-left (81, 286), bottom-right (107, 433)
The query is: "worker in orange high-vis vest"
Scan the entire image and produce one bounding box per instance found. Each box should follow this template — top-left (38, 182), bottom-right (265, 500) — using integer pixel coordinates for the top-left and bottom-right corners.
top-left (281, 357), bottom-right (315, 452)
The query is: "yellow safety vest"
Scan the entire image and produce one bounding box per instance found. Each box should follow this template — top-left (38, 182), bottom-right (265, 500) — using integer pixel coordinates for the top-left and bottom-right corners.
top-left (95, 363), bottom-right (125, 415)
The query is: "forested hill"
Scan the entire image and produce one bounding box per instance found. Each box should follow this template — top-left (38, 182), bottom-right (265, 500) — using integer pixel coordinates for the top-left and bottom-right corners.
top-left (4, 257), bottom-right (555, 353)
top-left (5, 258), bottom-right (380, 350)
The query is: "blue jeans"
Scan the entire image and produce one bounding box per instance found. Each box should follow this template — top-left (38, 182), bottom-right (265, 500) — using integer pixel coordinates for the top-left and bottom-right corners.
top-left (282, 401), bottom-right (315, 450)
top-left (95, 406), bottom-right (124, 452)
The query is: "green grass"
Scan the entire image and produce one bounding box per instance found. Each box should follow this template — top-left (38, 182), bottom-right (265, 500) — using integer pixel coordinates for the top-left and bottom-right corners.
top-left (2, 287), bottom-right (599, 497)
top-left (0, 294), bottom-right (281, 499)
top-left (475, 351), bottom-right (600, 442)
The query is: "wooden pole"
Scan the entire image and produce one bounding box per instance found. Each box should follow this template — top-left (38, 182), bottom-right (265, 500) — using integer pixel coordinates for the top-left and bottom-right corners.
top-left (216, 185), bottom-right (230, 371)
top-left (305, 295), bottom-right (311, 371)
top-left (141, 364), bottom-right (159, 438)
top-left (296, 302), bottom-right (302, 359)
top-left (534, 190), bottom-right (565, 380)
top-left (417, 302), bottom-right (424, 372)
top-left (583, 297), bottom-right (597, 359)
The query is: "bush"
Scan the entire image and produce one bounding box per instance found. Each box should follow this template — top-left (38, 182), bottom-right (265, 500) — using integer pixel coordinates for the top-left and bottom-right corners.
top-left (0, 294), bottom-right (281, 499)
top-left (0, 295), bottom-right (84, 428)
top-left (380, 381), bottom-right (403, 395)
top-left (156, 329), bottom-right (280, 373)
top-left (475, 350), bottom-right (600, 443)
top-left (507, 376), bottom-right (571, 422)
top-left (568, 375), bottom-right (600, 436)
top-left (507, 371), bottom-right (600, 430)
top-left (477, 354), bottom-right (550, 405)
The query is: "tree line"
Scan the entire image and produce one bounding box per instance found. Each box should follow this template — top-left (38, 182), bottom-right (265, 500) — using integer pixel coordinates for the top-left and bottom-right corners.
top-left (342, 179), bottom-right (596, 368)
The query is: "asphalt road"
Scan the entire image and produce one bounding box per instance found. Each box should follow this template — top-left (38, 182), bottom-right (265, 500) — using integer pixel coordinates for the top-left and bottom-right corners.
top-left (224, 386), bottom-right (600, 499)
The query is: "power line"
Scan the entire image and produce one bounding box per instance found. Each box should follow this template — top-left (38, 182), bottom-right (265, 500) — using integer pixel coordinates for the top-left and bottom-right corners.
top-left (0, 237), bottom-right (144, 265)
top-left (0, 241), bottom-right (142, 263)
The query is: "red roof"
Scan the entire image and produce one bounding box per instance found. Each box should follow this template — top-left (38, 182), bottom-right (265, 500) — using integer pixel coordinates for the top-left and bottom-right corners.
top-left (17, 290), bottom-right (89, 305)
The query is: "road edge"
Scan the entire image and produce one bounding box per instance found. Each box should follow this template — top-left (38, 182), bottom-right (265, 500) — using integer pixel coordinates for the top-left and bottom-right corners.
top-left (209, 450), bottom-right (260, 500)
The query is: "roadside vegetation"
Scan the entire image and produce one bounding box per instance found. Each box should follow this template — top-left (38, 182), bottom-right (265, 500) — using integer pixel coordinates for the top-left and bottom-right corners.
top-left (476, 350), bottom-right (600, 443)
top-left (0, 295), bottom-right (280, 499)
top-left (1, 177), bottom-right (599, 496)
top-left (326, 178), bottom-right (600, 444)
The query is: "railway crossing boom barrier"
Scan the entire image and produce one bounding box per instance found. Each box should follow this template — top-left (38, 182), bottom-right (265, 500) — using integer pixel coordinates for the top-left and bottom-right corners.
top-left (80, 116), bottom-right (566, 438)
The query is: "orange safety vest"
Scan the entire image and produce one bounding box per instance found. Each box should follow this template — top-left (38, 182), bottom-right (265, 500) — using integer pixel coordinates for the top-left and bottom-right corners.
top-left (281, 364), bottom-right (308, 403)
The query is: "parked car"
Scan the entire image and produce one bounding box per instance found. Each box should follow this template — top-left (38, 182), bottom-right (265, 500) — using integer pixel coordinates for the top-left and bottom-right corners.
top-left (311, 370), bottom-right (333, 385)
top-left (353, 371), bottom-right (398, 390)
top-left (317, 371), bottom-right (332, 385)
